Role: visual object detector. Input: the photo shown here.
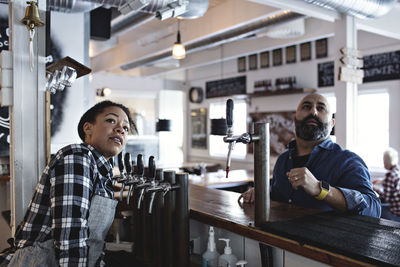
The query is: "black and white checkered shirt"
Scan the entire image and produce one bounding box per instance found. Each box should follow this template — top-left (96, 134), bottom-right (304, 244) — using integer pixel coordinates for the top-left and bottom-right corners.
top-left (1, 143), bottom-right (114, 266)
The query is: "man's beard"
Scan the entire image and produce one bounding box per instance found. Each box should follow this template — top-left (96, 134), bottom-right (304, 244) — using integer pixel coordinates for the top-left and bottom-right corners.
top-left (295, 114), bottom-right (331, 141)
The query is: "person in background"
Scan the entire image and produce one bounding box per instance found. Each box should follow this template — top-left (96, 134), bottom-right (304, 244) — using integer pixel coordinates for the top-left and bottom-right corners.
top-left (239, 93), bottom-right (381, 218)
top-left (373, 148), bottom-right (400, 222)
top-left (0, 100), bottom-right (137, 267)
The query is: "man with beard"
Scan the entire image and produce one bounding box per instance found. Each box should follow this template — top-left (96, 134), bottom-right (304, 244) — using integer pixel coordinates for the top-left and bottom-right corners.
top-left (240, 93), bottom-right (381, 217)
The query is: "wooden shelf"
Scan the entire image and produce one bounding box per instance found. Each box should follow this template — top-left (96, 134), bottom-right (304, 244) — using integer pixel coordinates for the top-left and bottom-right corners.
top-left (248, 88), bottom-right (316, 98)
top-left (0, 176), bottom-right (10, 182)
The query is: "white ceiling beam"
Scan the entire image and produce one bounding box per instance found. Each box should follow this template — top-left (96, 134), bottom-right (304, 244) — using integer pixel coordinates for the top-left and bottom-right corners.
top-left (127, 18), bottom-right (335, 77)
top-left (247, 0), bottom-right (341, 22)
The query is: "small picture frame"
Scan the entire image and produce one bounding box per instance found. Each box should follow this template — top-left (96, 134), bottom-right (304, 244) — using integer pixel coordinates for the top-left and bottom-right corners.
top-left (286, 45), bottom-right (296, 64)
top-left (237, 57), bottom-right (246, 72)
top-left (316, 38), bottom-right (328, 59)
top-left (260, 51), bottom-right (270, 68)
top-left (300, 42), bottom-right (311, 61)
top-left (273, 48), bottom-right (282, 66)
top-left (248, 54), bottom-right (258, 70)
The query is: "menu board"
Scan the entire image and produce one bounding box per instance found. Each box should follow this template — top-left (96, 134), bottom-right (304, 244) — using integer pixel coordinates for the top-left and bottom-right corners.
top-left (363, 50), bottom-right (400, 83)
top-left (318, 61), bottom-right (334, 87)
top-left (206, 76), bottom-right (246, 98)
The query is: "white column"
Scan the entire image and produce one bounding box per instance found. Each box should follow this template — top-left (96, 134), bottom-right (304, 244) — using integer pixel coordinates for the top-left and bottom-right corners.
top-left (333, 15), bottom-right (358, 150)
top-left (9, 0), bottom-right (46, 233)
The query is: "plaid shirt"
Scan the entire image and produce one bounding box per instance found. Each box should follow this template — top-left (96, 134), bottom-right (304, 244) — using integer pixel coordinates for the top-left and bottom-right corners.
top-left (1, 143), bottom-right (114, 266)
top-left (379, 165), bottom-right (400, 216)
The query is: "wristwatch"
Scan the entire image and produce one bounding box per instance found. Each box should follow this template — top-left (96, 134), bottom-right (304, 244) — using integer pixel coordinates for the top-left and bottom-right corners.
top-left (315, 180), bottom-right (330, 200)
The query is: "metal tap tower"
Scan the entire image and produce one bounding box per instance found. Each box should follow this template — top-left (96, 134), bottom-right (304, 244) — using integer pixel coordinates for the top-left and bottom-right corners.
top-left (223, 99), bottom-right (270, 226)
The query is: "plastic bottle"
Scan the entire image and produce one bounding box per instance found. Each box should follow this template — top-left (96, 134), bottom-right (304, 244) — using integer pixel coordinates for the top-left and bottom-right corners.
top-left (202, 226), bottom-right (220, 267)
top-left (218, 238), bottom-right (238, 267)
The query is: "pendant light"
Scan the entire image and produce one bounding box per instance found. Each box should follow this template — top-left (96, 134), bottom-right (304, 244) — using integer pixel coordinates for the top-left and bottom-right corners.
top-left (172, 20), bottom-right (186, 60)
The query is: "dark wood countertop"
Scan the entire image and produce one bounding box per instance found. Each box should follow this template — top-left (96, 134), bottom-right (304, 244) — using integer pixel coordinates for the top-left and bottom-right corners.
top-left (189, 184), bottom-right (399, 267)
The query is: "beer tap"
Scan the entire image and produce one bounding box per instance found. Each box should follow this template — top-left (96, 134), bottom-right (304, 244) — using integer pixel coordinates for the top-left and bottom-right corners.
top-left (223, 99), bottom-right (271, 225)
top-left (112, 152), bottom-right (124, 187)
top-left (119, 153), bottom-right (132, 200)
top-left (126, 154), bottom-right (144, 205)
top-left (137, 156), bottom-right (156, 210)
top-left (223, 99), bottom-right (252, 178)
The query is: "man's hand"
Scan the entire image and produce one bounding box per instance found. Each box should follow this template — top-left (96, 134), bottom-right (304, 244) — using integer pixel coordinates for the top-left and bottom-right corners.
top-left (286, 167), bottom-right (320, 197)
top-left (238, 187), bottom-right (255, 203)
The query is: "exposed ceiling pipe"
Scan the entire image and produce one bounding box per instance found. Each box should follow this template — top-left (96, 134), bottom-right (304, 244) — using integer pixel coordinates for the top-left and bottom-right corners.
top-left (111, 12), bottom-right (154, 36)
top-left (302, 0), bottom-right (397, 19)
top-left (120, 10), bottom-right (305, 71)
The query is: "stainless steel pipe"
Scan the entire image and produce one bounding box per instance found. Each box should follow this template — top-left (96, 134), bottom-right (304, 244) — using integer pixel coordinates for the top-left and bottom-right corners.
top-left (254, 123), bottom-right (270, 226)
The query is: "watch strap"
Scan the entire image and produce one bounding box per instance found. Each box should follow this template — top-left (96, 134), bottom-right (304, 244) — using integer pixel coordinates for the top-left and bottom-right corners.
top-left (315, 181), bottom-right (329, 200)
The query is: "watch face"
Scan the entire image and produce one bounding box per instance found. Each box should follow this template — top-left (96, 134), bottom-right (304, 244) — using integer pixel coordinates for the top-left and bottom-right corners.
top-left (189, 87), bottom-right (203, 103)
top-left (321, 180), bottom-right (330, 190)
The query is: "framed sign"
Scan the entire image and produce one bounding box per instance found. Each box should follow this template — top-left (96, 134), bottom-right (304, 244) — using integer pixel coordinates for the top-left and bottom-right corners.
top-left (316, 38), bottom-right (328, 59)
top-left (237, 56), bottom-right (246, 72)
top-left (206, 76), bottom-right (246, 98)
top-left (248, 111), bottom-right (295, 156)
top-left (248, 54), bottom-right (258, 70)
top-left (300, 42), bottom-right (311, 61)
top-left (260, 51), bottom-right (270, 68)
top-left (273, 48), bottom-right (282, 66)
top-left (286, 45), bottom-right (296, 64)
top-left (318, 61), bottom-right (334, 87)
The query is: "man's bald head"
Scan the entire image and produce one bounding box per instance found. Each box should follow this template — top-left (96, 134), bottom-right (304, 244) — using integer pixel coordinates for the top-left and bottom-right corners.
top-left (294, 93), bottom-right (335, 142)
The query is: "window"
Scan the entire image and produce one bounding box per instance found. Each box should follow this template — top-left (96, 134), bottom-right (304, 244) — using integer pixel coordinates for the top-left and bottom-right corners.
top-left (209, 99), bottom-right (247, 158)
top-left (355, 91), bottom-right (389, 168)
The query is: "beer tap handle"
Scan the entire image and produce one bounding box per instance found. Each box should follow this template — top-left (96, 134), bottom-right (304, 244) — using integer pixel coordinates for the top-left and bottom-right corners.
top-left (226, 99), bottom-right (234, 178)
top-left (118, 152), bottom-right (124, 177)
top-left (137, 154), bottom-right (144, 176)
top-left (148, 156), bottom-right (156, 181)
top-left (124, 153), bottom-right (132, 175)
top-left (226, 99), bottom-right (233, 135)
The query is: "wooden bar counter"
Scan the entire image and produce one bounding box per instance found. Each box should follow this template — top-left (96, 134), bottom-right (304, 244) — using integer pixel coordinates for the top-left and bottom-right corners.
top-left (189, 184), bottom-right (400, 267)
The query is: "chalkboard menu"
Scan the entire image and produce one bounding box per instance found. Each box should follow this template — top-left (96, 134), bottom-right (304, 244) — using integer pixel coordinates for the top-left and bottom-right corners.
top-left (318, 61), bottom-right (334, 87)
top-left (206, 76), bottom-right (246, 98)
top-left (363, 50), bottom-right (400, 83)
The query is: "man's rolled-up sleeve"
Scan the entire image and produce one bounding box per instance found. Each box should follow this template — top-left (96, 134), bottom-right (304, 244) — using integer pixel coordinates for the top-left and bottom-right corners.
top-left (337, 153), bottom-right (381, 218)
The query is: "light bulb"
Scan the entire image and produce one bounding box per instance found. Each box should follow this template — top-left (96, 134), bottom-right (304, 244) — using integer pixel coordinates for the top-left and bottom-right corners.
top-left (172, 43), bottom-right (186, 59)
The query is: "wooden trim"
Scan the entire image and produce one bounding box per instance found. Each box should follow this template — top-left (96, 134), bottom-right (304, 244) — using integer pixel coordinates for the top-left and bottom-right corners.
top-left (0, 175), bottom-right (10, 182)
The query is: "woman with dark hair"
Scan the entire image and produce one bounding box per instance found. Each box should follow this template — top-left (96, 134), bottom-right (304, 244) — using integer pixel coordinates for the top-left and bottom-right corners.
top-left (1, 100), bottom-right (136, 266)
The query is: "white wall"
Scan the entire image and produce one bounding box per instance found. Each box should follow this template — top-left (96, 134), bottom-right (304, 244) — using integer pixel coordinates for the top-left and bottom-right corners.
top-left (50, 12), bottom-right (90, 152)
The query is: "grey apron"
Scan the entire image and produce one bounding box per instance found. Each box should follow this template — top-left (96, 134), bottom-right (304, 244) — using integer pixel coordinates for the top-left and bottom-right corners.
top-left (8, 195), bottom-right (117, 267)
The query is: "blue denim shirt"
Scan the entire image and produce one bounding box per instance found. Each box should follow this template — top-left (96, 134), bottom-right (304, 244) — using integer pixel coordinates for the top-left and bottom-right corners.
top-left (271, 137), bottom-right (381, 218)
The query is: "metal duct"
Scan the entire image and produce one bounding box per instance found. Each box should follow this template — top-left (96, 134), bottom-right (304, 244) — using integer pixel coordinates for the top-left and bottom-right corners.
top-left (48, 0), bottom-right (207, 17)
top-left (120, 11), bottom-right (305, 70)
top-left (48, 0), bottom-right (127, 13)
top-left (302, 0), bottom-right (397, 19)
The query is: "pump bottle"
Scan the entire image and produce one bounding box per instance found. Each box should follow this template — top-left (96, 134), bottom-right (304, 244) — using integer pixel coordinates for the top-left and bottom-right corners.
top-left (218, 238), bottom-right (237, 267)
top-left (202, 226), bottom-right (219, 267)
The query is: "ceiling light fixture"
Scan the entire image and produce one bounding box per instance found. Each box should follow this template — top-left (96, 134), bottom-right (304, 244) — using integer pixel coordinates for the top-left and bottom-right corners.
top-left (172, 20), bottom-right (185, 60)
